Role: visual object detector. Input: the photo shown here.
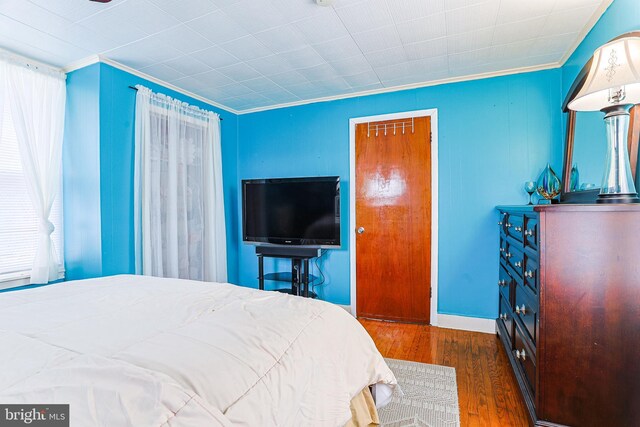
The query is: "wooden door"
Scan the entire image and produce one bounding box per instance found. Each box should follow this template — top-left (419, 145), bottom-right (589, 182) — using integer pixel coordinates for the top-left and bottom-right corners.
top-left (355, 116), bottom-right (431, 323)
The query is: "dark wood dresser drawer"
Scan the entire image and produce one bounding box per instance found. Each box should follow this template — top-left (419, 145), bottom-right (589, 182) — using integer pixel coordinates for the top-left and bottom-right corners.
top-left (498, 294), bottom-right (514, 347)
top-left (506, 244), bottom-right (524, 277)
top-left (523, 215), bottom-right (538, 251)
top-left (514, 283), bottom-right (538, 344)
top-left (498, 263), bottom-right (513, 304)
top-left (506, 213), bottom-right (524, 243)
top-left (514, 321), bottom-right (536, 395)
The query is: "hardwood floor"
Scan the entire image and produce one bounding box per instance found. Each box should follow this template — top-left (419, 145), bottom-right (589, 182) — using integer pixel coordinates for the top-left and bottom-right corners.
top-left (359, 318), bottom-right (530, 427)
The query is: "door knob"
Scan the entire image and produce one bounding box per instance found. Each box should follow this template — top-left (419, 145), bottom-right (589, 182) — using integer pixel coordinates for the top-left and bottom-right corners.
top-left (357, 227), bottom-right (365, 234)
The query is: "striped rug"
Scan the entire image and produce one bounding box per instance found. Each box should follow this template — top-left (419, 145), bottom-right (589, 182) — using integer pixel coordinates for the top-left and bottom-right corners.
top-left (378, 358), bottom-right (460, 427)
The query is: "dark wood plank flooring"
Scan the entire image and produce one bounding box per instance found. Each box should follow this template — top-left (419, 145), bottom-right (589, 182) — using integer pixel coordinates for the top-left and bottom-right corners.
top-left (359, 318), bottom-right (530, 427)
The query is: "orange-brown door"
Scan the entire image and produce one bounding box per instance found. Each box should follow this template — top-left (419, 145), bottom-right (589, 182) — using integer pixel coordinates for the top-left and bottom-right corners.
top-left (355, 116), bottom-right (431, 324)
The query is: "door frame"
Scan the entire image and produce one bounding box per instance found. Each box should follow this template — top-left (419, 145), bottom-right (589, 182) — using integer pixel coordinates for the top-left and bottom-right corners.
top-left (349, 109), bottom-right (439, 326)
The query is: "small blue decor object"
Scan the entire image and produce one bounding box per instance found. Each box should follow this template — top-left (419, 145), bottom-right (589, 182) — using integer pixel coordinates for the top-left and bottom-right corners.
top-left (536, 163), bottom-right (562, 202)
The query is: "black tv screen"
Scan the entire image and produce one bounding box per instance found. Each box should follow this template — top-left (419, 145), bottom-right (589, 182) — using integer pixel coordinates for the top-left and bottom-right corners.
top-left (242, 176), bottom-right (340, 247)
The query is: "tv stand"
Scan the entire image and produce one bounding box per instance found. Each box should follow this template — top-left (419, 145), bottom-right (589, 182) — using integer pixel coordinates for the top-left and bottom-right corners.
top-left (256, 246), bottom-right (321, 298)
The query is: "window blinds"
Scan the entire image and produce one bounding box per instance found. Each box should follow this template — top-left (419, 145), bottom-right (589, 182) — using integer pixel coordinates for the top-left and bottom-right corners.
top-left (0, 102), bottom-right (63, 281)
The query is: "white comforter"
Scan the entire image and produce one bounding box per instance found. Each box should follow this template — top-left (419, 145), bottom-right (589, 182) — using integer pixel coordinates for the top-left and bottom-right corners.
top-left (0, 275), bottom-right (395, 426)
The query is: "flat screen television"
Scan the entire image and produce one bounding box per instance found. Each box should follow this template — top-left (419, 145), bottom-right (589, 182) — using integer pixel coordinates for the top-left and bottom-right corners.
top-left (242, 176), bottom-right (340, 247)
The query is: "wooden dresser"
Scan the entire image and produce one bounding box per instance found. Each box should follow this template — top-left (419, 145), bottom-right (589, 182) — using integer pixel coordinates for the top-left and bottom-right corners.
top-left (496, 204), bottom-right (640, 427)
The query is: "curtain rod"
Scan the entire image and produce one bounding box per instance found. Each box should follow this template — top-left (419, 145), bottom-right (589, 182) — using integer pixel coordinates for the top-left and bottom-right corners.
top-left (128, 86), bottom-right (223, 120)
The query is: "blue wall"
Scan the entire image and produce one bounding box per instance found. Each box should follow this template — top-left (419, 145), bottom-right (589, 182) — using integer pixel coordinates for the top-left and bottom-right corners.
top-left (63, 63), bottom-right (103, 280)
top-left (237, 69), bottom-right (563, 318)
top-left (63, 63), bottom-right (239, 283)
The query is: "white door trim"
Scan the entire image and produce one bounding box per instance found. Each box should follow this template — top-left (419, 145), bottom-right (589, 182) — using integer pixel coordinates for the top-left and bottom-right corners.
top-left (349, 109), bottom-right (439, 326)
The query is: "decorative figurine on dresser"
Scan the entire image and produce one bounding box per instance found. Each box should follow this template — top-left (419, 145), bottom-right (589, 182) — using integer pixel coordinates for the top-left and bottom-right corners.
top-left (496, 32), bottom-right (640, 427)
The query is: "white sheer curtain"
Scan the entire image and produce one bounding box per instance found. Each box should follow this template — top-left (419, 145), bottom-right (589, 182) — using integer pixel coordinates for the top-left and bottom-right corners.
top-left (0, 56), bottom-right (66, 284)
top-left (134, 85), bottom-right (227, 282)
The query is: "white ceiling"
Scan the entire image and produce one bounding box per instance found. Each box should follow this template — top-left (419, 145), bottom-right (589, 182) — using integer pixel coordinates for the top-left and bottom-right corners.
top-left (0, 0), bottom-right (609, 113)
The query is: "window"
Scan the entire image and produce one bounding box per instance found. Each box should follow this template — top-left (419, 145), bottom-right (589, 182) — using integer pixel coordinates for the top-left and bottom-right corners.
top-left (0, 102), bottom-right (63, 282)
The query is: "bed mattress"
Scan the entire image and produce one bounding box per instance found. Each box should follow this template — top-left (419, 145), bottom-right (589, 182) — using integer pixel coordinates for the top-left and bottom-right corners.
top-left (0, 275), bottom-right (396, 426)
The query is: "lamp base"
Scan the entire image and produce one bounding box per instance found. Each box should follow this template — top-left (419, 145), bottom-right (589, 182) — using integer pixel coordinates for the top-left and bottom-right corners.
top-left (596, 193), bottom-right (640, 204)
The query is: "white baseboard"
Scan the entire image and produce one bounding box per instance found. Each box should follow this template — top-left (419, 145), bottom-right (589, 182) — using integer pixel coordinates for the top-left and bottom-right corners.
top-left (436, 314), bottom-right (496, 334)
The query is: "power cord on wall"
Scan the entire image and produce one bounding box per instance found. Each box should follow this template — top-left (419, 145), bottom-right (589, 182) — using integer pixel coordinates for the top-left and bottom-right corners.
top-left (312, 249), bottom-right (328, 290)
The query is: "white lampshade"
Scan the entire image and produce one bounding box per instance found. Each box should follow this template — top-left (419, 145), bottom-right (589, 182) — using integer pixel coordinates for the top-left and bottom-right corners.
top-left (568, 35), bottom-right (640, 111)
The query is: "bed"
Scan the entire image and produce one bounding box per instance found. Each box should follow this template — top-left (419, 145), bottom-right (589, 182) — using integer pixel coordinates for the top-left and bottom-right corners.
top-left (0, 275), bottom-right (396, 426)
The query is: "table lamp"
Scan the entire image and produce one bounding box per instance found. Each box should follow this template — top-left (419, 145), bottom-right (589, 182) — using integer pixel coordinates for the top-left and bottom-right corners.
top-left (568, 33), bottom-right (640, 203)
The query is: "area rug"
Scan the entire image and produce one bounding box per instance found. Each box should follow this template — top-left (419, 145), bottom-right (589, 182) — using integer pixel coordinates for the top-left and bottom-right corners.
top-left (378, 358), bottom-right (460, 427)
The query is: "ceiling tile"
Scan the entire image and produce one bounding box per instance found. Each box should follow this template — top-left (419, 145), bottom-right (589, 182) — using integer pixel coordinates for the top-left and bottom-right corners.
top-left (329, 55), bottom-right (372, 76)
top-left (27, 0), bottom-right (123, 23)
top-left (139, 63), bottom-right (186, 82)
top-left (152, 25), bottom-right (213, 55)
top-left (492, 16), bottom-right (547, 45)
top-left (312, 36), bottom-right (363, 62)
top-left (186, 10), bottom-right (249, 44)
top-left (147, 0), bottom-right (218, 22)
top-left (529, 32), bottom-right (580, 57)
top-left (343, 70), bottom-right (380, 87)
top-left (246, 55), bottom-right (290, 76)
top-left (106, 37), bottom-right (182, 64)
top-left (404, 38), bottom-right (448, 60)
top-left (298, 63), bottom-right (340, 82)
top-left (221, 1), bottom-right (288, 33)
top-left (542, 5), bottom-right (601, 36)
top-left (216, 62), bottom-right (262, 82)
top-left (277, 47), bottom-right (325, 69)
top-left (293, 12), bottom-right (350, 44)
top-left (490, 40), bottom-right (535, 62)
top-left (221, 36), bottom-right (273, 61)
top-left (352, 25), bottom-right (402, 53)
top-left (240, 76), bottom-right (283, 93)
top-left (365, 46), bottom-right (408, 68)
top-left (271, 0), bottom-right (325, 22)
top-left (396, 13), bottom-right (447, 45)
top-left (445, 1), bottom-right (500, 35)
top-left (193, 45), bottom-right (240, 69)
top-left (335, 0), bottom-right (393, 34)
top-left (267, 70), bottom-right (309, 86)
top-left (448, 47), bottom-right (491, 70)
top-left (388, 0), bottom-right (445, 22)
top-left (447, 28), bottom-right (494, 54)
top-left (254, 25), bottom-right (309, 54)
top-left (0, 0), bottom-right (610, 112)
top-left (191, 69), bottom-right (236, 87)
top-left (165, 55), bottom-right (212, 76)
top-left (496, 0), bottom-right (556, 24)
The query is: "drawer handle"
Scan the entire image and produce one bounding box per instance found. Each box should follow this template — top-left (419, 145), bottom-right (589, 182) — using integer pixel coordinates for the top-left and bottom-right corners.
top-left (498, 279), bottom-right (507, 287)
top-left (498, 221), bottom-right (503, 226)
top-left (514, 226), bottom-right (522, 232)
top-left (515, 304), bottom-right (527, 315)
top-left (499, 313), bottom-right (508, 320)
top-left (499, 247), bottom-right (505, 253)
top-left (516, 349), bottom-right (527, 361)
top-left (505, 223), bottom-right (512, 228)
top-left (524, 229), bottom-right (534, 236)
top-left (525, 270), bottom-right (534, 278)
top-left (505, 252), bottom-right (512, 258)
top-left (514, 261), bottom-right (522, 268)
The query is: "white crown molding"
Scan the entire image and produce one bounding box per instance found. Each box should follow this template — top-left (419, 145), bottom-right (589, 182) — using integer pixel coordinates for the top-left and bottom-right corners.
top-left (237, 61), bottom-right (560, 115)
top-left (62, 55), bottom-right (239, 115)
top-left (558, 0), bottom-right (614, 66)
top-left (62, 54), bottom-right (100, 73)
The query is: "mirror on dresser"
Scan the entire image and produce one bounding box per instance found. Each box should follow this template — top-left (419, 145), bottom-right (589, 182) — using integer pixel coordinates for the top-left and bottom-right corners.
top-left (560, 31), bottom-right (640, 203)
